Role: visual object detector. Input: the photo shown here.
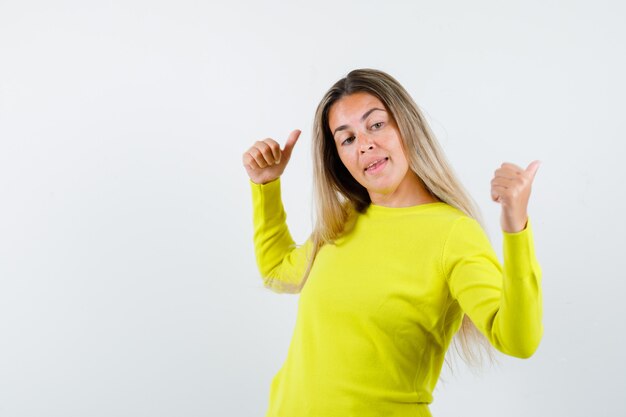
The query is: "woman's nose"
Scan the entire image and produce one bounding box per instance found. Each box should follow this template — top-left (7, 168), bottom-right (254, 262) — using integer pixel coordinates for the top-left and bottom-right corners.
top-left (359, 136), bottom-right (374, 153)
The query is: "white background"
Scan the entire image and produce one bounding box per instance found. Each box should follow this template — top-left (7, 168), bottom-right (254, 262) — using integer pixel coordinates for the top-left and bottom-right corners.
top-left (1, 1), bottom-right (624, 416)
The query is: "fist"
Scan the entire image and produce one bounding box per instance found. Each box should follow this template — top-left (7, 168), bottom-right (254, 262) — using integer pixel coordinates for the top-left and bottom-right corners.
top-left (242, 129), bottom-right (301, 185)
top-left (490, 160), bottom-right (541, 233)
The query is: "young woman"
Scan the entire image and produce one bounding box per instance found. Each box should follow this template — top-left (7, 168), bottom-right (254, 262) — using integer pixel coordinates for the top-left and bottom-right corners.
top-left (242, 68), bottom-right (542, 417)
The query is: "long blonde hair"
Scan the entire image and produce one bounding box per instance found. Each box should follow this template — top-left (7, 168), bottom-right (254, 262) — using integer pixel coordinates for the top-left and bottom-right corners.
top-left (295, 68), bottom-right (495, 367)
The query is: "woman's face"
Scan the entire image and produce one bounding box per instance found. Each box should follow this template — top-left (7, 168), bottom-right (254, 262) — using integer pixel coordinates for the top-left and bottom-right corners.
top-left (327, 92), bottom-right (422, 206)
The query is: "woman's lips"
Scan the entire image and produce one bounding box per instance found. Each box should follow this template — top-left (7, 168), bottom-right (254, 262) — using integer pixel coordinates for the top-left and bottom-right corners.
top-left (364, 157), bottom-right (388, 174)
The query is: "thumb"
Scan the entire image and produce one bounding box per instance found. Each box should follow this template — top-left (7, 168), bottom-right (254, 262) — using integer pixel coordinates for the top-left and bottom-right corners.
top-left (281, 129), bottom-right (301, 161)
top-left (525, 160), bottom-right (541, 181)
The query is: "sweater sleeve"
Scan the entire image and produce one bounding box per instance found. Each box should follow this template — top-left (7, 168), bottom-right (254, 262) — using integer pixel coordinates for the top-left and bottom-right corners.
top-left (250, 178), bottom-right (313, 294)
top-left (443, 216), bottom-right (543, 358)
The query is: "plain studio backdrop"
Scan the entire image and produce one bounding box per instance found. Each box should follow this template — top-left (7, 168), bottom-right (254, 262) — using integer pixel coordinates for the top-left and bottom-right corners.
top-left (1, 0), bottom-right (624, 416)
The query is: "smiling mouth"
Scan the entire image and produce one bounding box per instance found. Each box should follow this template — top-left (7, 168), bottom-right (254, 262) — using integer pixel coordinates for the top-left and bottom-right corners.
top-left (364, 157), bottom-right (389, 172)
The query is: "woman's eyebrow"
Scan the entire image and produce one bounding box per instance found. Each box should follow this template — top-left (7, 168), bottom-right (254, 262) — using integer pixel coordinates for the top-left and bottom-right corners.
top-left (332, 107), bottom-right (386, 137)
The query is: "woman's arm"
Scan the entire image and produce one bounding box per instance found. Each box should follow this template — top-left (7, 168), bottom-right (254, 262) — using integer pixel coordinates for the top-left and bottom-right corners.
top-left (243, 130), bottom-right (311, 294)
top-left (444, 217), bottom-right (543, 358)
top-left (445, 160), bottom-right (543, 358)
top-left (250, 178), bottom-right (313, 294)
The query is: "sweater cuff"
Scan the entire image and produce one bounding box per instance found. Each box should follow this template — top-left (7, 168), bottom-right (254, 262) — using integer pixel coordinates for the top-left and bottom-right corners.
top-left (250, 177), bottom-right (286, 226)
top-left (502, 218), bottom-right (540, 281)
top-left (250, 177), bottom-right (281, 201)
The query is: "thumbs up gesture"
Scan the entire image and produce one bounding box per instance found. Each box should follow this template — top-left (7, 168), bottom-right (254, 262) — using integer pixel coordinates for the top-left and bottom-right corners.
top-left (491, 160), bottom-right (541, 233)
top-left (242, 129), bottom-right (301, 185)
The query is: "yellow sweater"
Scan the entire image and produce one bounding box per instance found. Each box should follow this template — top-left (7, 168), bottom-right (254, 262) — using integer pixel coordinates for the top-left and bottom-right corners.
top-left (251, 179), bottom-right (543, 417)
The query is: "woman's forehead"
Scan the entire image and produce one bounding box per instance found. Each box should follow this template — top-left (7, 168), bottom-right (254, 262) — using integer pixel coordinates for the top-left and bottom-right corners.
top-left (328, 92), bottom-right (388, 129)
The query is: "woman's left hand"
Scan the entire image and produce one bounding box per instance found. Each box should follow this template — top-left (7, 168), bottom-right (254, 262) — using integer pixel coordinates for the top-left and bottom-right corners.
top-left (490, 160), bottom-right (541, 233)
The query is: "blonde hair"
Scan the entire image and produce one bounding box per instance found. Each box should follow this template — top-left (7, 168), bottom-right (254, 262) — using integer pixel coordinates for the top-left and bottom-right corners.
top-left (302, 68), bottom-right (494, 367)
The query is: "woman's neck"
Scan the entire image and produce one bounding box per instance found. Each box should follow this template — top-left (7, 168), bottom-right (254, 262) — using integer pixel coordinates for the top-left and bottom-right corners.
top-left (369, 171), bottom-right (439, 208)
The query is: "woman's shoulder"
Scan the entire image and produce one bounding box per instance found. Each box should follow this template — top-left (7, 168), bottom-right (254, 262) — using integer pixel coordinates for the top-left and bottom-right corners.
top-left (430, 203), bottom-right (483, 232)
top-left (416, 201), bottom-right (475, 226)
top-left (427, 201), bottom-right (467, 217)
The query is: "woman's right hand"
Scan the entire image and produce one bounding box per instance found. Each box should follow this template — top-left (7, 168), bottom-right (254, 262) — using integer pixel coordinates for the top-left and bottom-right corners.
top-left (242, 129), bottom-right (301, 184)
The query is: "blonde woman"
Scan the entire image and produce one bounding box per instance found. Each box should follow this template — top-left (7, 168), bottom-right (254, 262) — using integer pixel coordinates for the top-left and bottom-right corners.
top-left (242, 68), bottom-right (542, 417)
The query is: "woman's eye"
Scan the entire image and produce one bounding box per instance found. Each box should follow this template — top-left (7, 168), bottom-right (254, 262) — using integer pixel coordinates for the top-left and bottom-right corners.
top-left (341, 136), bottom-right (355, 146)
top-left (372, 122), bottom-right (384, 129)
